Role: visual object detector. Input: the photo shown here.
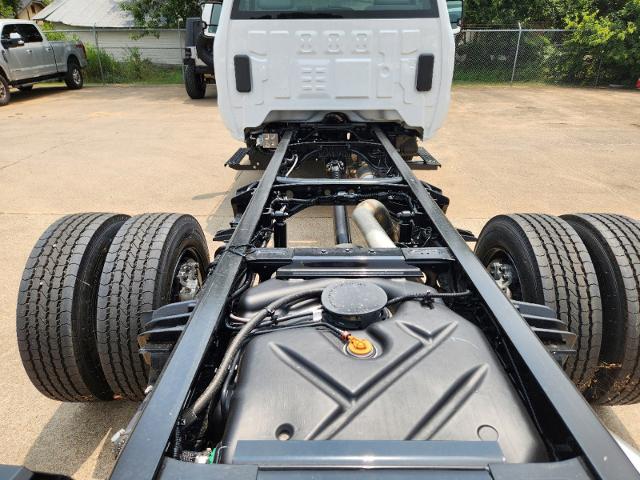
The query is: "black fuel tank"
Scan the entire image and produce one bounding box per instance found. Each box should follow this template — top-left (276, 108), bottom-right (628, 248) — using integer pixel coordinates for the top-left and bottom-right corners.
top-left (221, 286), bottom-right (547, 464)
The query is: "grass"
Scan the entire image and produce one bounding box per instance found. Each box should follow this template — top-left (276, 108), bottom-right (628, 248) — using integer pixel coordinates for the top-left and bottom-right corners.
top-left (84, 46), bottom-right (184, 85)
top-left (86, 67), bottom-right (183, 85)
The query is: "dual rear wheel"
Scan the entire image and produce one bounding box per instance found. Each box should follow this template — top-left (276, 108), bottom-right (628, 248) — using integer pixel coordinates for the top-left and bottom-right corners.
top-left (17, 213), bottom-right (209, 402)
top-left (19, 210), bottom-right (639, 405)
top-left (476, 213), bottom-right (640, 405)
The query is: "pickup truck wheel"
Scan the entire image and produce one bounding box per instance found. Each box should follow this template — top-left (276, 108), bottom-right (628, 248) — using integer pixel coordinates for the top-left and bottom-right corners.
top-left (185, 63), bottom-right (206, 99)
top-left (97, 214), bottom-right (209, 401)
top-left (476, 214), bottom-right (602, 391)
top-left (562, 214), bottom-right (640, 405)
top-left (18, 85), bottom-right (33, 92)
top-left (65, 61), bottom-right (84, 90)
top-left (17, 213), bottom-right (130, 402)
top-left (0, 75), bottom-right (10, 106)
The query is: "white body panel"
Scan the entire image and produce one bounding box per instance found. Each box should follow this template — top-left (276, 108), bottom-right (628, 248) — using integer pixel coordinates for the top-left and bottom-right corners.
top-left (215, 0), bottom-right (455, 141)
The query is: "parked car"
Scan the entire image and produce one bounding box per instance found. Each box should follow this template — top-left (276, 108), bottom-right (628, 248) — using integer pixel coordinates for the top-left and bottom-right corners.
top-left (0, 19), bottom-right (88, 106)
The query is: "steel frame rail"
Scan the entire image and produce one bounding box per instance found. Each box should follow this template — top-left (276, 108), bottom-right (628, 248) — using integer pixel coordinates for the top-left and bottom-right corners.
top-left (110, 131), bottom-right (293, 479)
top-left (108, 127), bottom-right (638, 480)
top-left (372, 127), bottom-right (637, 479)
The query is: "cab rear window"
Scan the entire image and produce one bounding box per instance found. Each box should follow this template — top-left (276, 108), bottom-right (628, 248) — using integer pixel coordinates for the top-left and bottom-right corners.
top-left (231, 0), bottom-right (438, 19)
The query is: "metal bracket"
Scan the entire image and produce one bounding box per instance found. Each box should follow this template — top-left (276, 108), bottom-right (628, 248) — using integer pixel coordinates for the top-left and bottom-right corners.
top-left (405, 146), bottom-right (441, 170)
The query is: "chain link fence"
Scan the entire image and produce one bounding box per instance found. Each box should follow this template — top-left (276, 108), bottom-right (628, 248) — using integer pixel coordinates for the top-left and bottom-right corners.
top-left (454, 27), bottom-right (611, 86)
top-left (45, 26), bottom-right (614, 87)
top-left (44, 27), bottom-right (185, 84)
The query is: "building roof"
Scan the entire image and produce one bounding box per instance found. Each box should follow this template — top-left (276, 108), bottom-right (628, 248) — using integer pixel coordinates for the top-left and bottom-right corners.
top-left (19, 0), bottom-right (45, 11)
top-left (33, 0), bottom-right (133, 28)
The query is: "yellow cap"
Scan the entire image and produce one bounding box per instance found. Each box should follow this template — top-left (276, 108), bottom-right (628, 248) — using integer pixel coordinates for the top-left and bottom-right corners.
top-left (347, 335), bottom-right (374, 356)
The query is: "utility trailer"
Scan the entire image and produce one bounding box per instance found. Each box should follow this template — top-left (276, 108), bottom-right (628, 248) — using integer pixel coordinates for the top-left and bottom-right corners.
top-left (7, 0), bottom-right (640, 479)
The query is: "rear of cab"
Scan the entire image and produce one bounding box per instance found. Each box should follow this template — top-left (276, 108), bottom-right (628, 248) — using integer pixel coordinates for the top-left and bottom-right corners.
top-left (215, 0), bottom-right (456, 141)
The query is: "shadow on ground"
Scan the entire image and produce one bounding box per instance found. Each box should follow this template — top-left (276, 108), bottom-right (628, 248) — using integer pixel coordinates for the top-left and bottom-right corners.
top-left (203, 170), bottom-right (261, 237)
top-left (24, 402), bottom-right (137, 478)
top-left (182, 87), bottom-right (219, 107)
top-left (7, 86), bottom-right (69, 106)
top-left (192, 191), bottom-right (229, 201)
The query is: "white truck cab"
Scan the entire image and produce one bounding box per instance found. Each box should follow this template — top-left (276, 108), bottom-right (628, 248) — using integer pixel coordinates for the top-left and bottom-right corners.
top-left (215, 0), bottom-right (459, 144)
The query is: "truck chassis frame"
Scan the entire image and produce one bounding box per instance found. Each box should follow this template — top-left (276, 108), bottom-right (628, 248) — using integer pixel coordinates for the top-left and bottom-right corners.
top-left (104, 125), bottom-right (638, 480)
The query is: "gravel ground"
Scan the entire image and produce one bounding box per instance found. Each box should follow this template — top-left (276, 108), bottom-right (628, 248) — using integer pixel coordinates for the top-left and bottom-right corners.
top-left (0, 84), bottom-right (638, 478)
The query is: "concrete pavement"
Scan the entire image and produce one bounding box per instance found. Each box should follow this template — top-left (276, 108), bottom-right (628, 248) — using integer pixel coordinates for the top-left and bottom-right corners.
top-left (0, 84), bottom-right (639, 478)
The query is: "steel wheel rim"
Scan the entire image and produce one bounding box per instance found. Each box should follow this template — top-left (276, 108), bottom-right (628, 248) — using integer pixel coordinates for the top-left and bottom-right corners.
top-left (72, 68), bottom-right (81, 85)
top-left (0, 82), bottom-right (6, 100)
top-left (171, 247), bottom-right (205, 303)
top-left (485, 248), bottom-right (523, 300)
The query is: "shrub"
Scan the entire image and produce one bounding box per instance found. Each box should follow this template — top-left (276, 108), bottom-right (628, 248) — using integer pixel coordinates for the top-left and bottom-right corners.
top-left (84, 45), bottom-right (181, 84)
top-left (548, 1), bottom-right (640, 86)
top-left (40, 22), bottom-right (69, 41)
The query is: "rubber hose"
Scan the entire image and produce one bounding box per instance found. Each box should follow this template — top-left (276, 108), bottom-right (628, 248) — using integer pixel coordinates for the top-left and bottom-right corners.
top-left (181, 287), bottom-right (326, 426)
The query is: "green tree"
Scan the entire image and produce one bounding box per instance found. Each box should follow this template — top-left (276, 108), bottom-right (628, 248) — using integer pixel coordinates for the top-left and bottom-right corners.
top-left (463, 0), bottom-right (592, 27)
top-left (461, 0), bottom-right (639, 29)
top-left (120, 0), bottom-right (201, 29)
top-left (560, 0), bottom-right (640, 85)
top-left (0, 0), bottom-right (19, 18)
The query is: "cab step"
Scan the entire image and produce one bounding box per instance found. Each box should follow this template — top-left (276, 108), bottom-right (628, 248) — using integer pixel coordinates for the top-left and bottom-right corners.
top-left (224, 147), bottom-right (252, 170)
top-left (406, 147), bottom-right (442, 170)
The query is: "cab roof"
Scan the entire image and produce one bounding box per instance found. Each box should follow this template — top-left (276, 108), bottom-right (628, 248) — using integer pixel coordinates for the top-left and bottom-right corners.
top-left (0, 19), bottom-right (38, 26)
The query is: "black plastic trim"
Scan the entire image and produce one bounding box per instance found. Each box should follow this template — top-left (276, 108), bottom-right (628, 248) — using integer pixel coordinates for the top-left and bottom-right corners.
top-left (416, 54), bottom-right (435, 92)
top-left (11, 72), bottom-right (61, 87)
top-left (234, 55), bottom-right (252, 93)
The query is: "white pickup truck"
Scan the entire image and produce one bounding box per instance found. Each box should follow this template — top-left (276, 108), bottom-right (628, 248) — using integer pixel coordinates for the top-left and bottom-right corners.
top-left (0, 19), bottom-right (88, 106)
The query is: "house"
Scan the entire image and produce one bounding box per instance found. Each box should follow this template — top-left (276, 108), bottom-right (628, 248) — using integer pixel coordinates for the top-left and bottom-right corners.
top-left (33, 0), bottom-right (133, 28)
top-left (33, 0), bottom-right (184, 65)
top-left (16, 0), bottom-right (46, 20)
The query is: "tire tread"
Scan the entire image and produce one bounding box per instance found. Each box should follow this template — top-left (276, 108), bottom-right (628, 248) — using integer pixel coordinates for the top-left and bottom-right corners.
top-left (512, 214), bottom-right (602, 389)
top-left (475, 213), bottom-right (602, 391)
top-left (96, 213), bottom-right (208, 401)
top-left (564, 214), bottom-right (640, 404)
top-left (17, 213), bottom-right (126, 401)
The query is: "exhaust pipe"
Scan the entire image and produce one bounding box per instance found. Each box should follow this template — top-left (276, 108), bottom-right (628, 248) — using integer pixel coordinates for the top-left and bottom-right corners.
top-left (353, 199), bottom-right (398, 248)
top-left (329, 162), bottom-right (352, 245)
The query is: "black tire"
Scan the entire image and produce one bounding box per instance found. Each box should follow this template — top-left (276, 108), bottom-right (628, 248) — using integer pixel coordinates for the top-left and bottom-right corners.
top-left (475, 214), bottom-right (602, 390)
top-left (18, 85), bottom-right (33, 92)
top-left (185, 63), bottom-right (206, 99)
top-left (196, 33), bottom-right (214, 68)
top-left (97, 214), bottom-right (209, 401)
top-left (562, 214), bottom-right (640, 405)
top-left (0, 74), bottom-right (10, 106)
top-left (65, 61), bottom-right (84, 90)
top-left (17, 213), bottom-right (129, 402)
